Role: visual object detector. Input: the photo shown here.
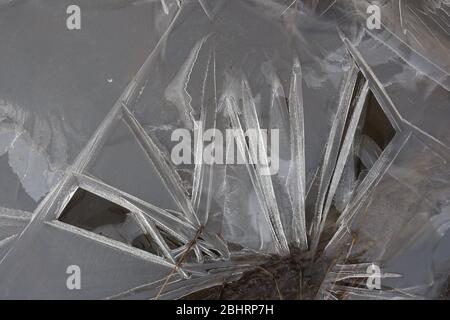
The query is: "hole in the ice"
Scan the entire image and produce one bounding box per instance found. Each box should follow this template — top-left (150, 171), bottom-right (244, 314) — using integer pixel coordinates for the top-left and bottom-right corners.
top-left (332, 75), bottom-right (397, 216)
top-left (58, 188), bottom-right (161, 256)
top-left (355, 90), bottom-right (396, 178)
top-left (361, 92), bottom-right (396, 150)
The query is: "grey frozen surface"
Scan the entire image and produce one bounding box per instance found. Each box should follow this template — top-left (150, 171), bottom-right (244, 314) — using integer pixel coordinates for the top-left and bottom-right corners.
top-left (0, 0), bottom-right (449, 299)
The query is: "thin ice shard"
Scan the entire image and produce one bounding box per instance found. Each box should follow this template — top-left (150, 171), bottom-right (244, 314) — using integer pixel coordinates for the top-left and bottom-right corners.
top-left (286, 58), bottom-right (308, 250)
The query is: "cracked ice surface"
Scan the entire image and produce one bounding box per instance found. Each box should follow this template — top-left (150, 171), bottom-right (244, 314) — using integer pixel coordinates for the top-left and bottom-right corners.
top-left (0, 0), bottom-right (449, 299)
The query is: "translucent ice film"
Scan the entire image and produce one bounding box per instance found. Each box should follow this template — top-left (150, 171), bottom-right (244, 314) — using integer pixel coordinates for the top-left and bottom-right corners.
top-left (0, 0), bottom-right (449, 300)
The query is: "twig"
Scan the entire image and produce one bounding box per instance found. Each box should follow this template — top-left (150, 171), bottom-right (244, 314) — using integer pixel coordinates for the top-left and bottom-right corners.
top-left (155, 226), bottom-right (204, 299)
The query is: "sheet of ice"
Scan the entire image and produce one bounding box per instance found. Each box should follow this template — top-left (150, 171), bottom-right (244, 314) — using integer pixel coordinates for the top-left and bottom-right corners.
top-left (0, 0), bottom-right (449, 300)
